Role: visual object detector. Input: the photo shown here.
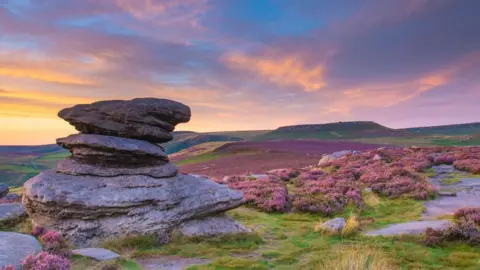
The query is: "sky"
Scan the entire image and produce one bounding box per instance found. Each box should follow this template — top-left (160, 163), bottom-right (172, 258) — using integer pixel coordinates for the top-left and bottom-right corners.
top-left (1, 0), bottom-right (480, 145)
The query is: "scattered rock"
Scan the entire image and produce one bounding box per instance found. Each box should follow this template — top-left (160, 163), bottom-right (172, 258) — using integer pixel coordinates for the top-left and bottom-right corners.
top-left (178, 214), bottom-right (250, 237)
top-left (57, 158), bottom-right (178, 178)
top-left (0, 232), bottom-right (42, 270)
top-left (0, 203), bottom-right (26, 223)
top-left (72, 248), bottom-right (120, 261)
top-left (58, 98), bottom-right (191, 143)
top-left (365, 220), bottom-right (452, 236)
top-left (0, 184), bottom-right (8, 198)
top-left (137, 256), bottom-right (211, 270)
top-left (317, 218), bottom-right (345, 234)
top-left (332, 150), bottom-right (352, 158)
top-left (373, 154), bottom-right (382, 161)
top-left (438, 191), bottom-right (457, 197)
top-left (2, 194), bottom-right (21, 202)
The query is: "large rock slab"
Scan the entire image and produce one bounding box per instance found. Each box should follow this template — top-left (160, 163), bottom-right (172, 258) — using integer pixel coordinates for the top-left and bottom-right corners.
top-left (72, 248), bottom-right (120, 261)
top-left (365, 220), bottom-right (453, 236)
top-left (57, 158), bottom-right (178, 178)
top-left (178, 214), bottom-right (250, 237)
top-left (57, 134), bottom-right (168, 165)
top-left (0, 232), bottom-right (42, 270)
top-left (22, 171), bottom-right (244, 247)
top-left (58, 98), bottom-right (191, 143)
top-left (0, 203), bottom-right (26, 223)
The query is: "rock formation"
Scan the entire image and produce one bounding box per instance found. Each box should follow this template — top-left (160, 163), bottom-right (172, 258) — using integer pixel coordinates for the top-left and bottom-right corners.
top-left (23, 98), bottom-right (247, 247)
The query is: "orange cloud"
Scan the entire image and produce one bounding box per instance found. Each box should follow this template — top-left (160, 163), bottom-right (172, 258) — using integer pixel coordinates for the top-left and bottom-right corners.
top-left (418, 75), bottom-right (447, 92)
top-left (222, 52), bottom-right (327, 92)
top-left (0, 67), bottom-right (96, 85)
top-left (328, 73), bottom-right (449, 115)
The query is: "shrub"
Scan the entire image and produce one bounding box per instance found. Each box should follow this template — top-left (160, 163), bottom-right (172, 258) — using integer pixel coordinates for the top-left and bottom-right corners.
top-left (342, 216), bottom-right (360, 237)
top-left (454, 159), bottom-right (480, 174)
top-left (423, 208), bottom-right (480, 246)
top-left (40, 231), bottom-right (70, 257)
top-left (227, 177), bottom-right (289, 212)
top-left (267, 168), bottom-right (301, 181)
top-left (21, 252), bottom-right (71, 270)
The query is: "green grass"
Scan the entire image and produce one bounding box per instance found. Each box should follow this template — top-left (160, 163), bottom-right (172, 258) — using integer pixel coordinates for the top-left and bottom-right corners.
top-left (36, 150), bottom-right (70, 161)
top-left (440, 174), bottom-right (463, 185)
top-left (72, 257), bottom-right (142, 270)
top-left (359, 197), bottom-right (425, 228)
top-left (0, 164), bottom-right (40, 174)
top-left (175, 152), bottom-right (227, 165)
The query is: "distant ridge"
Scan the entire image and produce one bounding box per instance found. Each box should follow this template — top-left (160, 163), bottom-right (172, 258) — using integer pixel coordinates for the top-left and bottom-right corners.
top-left (255, 121), bottom-right (408, 140)
top-left (401, 122), bottom-right (480, 135)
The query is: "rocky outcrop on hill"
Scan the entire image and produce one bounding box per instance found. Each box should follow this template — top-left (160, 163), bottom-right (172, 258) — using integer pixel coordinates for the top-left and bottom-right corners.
top-left (23, 98), bottom-right (246, 247)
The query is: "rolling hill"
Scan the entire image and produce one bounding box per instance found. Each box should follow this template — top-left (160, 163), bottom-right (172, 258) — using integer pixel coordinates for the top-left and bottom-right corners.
top-left (254, 121), bottom-right (409, 140)
top-left (1, 121), bottom-right (479, 187)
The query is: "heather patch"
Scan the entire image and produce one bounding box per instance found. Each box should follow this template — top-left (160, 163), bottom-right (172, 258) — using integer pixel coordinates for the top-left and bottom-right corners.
top-left (224, 176), bottom-right (289, 212)
top-left (424, 208), bottom-right (480, 246)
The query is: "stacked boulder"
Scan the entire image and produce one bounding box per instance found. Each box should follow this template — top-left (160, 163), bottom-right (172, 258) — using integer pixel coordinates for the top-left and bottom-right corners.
top-left (22, 98), bottom-right (246, 247)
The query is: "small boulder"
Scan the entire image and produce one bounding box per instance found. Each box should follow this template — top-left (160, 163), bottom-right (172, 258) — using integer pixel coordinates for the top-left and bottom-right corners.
top-left (318, 155), bottom-right (336, 166)
top-left (0, 203), bottom-right (26, 223)
top-left (318, 150), bottom-right (353, 166)
top-left (72, 248), bottom-right (120, 261)
top-left (332, 150), bottom-right (352, 159)
top-left (316, 217), bottom-right (346, 234)
top-left (0, 232), bottom-right (42, 270)
top-left (0, 184), bottom-right (8, 198)
top-left (373, 154), bottom-right (382, 161)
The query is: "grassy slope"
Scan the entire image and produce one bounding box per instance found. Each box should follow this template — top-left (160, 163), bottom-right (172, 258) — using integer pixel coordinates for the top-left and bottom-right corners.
top-left (254, 121), bottom-right (480, 147)
top-left (0, 149), bottom-right (69, 187)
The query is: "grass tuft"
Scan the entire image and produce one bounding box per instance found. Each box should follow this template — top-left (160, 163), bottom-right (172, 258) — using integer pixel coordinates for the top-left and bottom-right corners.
top-left (318, 245), bottom-right (397, 270)
top-left (101, 234), bottom-right (158, 254)
top-left (342, 216), bottom-right (360, 237)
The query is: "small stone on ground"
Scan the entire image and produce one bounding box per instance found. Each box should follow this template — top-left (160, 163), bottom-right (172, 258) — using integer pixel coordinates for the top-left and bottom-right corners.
top-left (72, 248), bottom-right (120, 261)
top-left (0, 232), bottom-right (42, 270)
top-left (137, 256), bottom-right (211, 270)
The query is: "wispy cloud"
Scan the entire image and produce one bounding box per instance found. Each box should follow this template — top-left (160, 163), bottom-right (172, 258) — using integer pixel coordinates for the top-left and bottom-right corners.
top-left (222, 52), bottom-right (327, 92)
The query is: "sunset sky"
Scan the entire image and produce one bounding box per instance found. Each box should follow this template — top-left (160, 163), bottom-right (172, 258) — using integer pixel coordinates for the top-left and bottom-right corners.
top-left (1, 0), bottom-right (480, 145)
